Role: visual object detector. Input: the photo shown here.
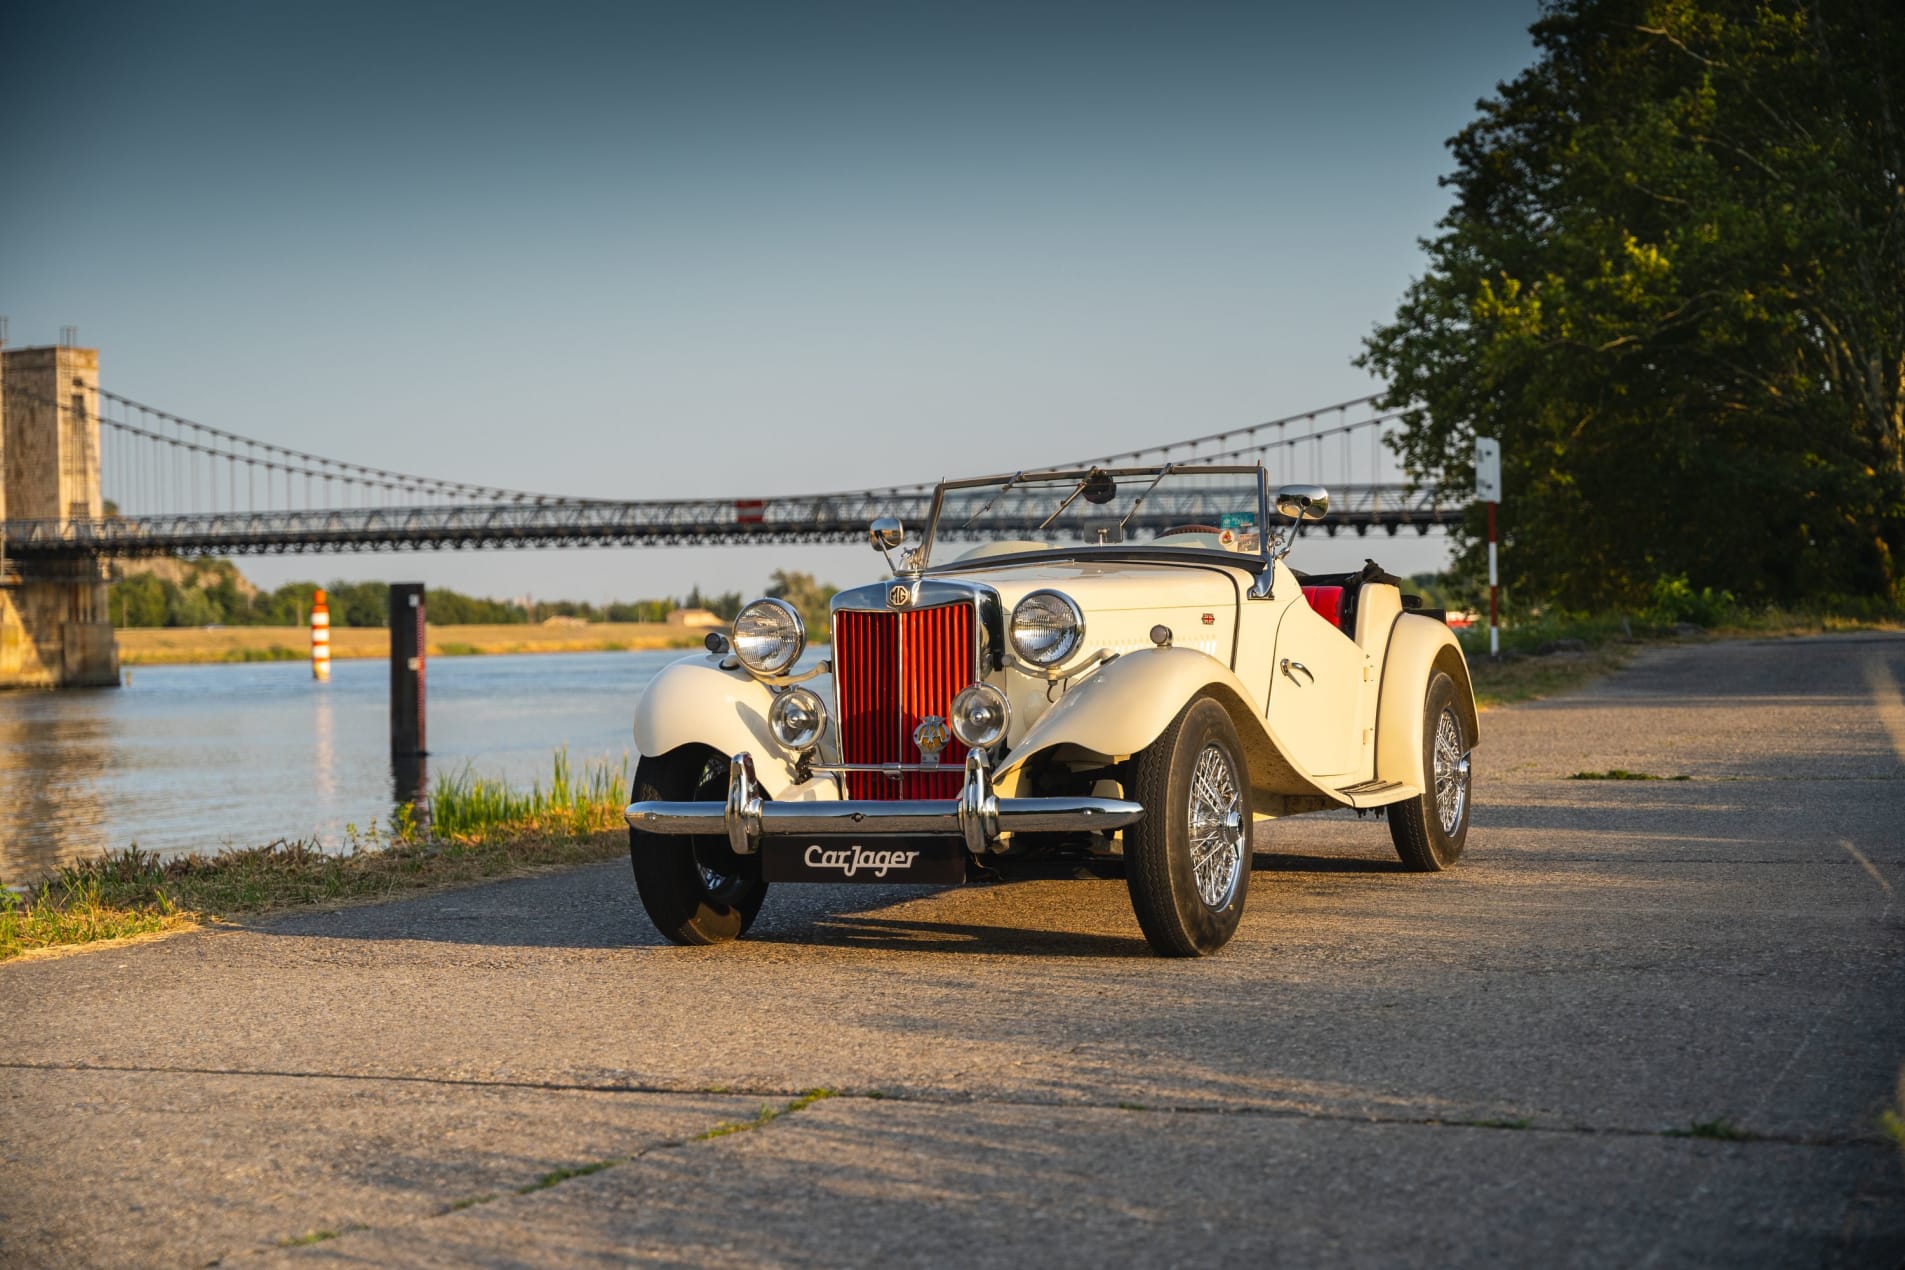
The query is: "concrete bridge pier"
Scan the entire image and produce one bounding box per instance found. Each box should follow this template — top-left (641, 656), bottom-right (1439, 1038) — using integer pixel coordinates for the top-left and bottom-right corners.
top-left (1, 344), bottom-right (119, 688)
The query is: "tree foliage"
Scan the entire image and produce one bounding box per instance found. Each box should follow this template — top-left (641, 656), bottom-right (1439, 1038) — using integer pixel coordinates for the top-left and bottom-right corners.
top-left (104, 559), bottom-right (789, 629)
top-left (1361, 0), bottom-right (1905, 608)
top-left (765, 570), bottom-right (840, 635)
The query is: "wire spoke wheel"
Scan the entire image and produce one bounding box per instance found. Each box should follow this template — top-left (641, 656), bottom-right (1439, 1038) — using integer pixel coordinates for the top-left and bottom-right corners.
top-left (1125, 697), bottom-right (1253, 956)
top-left (1431, 707), bottom-right (1471, 835)
top-left (1389, 671), bottom-right (1473, 872)
top-left (1188, 744), bottom-right (1246, 909)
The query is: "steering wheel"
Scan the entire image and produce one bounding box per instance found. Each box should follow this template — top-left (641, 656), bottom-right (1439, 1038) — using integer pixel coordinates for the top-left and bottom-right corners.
top-left (1159, 523), bottom-right (1224, 537)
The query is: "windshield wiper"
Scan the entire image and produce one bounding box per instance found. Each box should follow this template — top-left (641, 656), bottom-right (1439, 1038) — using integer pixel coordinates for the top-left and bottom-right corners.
top-left (1037, 468), bottom-right (1104, 532)
top-left (1116, 463), bottom-right (1176, 534)
top-left (959, 470), bottom-right (1025, 530)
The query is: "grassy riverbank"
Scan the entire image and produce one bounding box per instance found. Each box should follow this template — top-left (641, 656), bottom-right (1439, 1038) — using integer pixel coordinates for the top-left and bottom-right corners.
top-left (116, 622), bottom-right (705, 666)
top-left (1464, 605), bottom-right (1903, 708)
top-left (0, 753), bottom-right (631, 963)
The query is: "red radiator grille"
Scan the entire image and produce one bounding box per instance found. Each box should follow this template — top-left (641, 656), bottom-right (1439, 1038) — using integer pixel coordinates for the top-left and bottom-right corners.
top-left (834, 604), bottom-right (973, 800)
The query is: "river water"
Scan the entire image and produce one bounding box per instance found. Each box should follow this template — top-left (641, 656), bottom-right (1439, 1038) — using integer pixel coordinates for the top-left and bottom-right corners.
top-left (0, 649), bottom-right (702, 885)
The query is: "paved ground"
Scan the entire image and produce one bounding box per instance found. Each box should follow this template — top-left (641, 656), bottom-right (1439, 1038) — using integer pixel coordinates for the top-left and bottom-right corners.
top-left (2, 634), bottom-right (1903, 1267)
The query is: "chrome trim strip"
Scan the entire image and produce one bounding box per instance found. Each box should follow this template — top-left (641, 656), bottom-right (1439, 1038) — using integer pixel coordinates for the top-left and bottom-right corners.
top-left (811, 762), bottom-right (961, 774)
top-left (626, 796), bottom-right (1144, 848)
top-left (627, 749), bottom-right (1143, 857)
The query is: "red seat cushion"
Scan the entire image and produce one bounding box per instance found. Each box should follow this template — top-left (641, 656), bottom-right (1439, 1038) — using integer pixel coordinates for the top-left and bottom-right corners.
top-left (1301, 585), bottom-right (1345, 630)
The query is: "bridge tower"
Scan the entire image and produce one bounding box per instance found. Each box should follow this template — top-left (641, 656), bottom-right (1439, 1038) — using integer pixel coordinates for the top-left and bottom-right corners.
top-left (0, 343), bottom-right (119, 688)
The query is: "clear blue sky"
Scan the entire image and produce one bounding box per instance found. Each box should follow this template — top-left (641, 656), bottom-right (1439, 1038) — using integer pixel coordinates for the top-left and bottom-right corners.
top-left (0, 0), bottom-right (1538, 604)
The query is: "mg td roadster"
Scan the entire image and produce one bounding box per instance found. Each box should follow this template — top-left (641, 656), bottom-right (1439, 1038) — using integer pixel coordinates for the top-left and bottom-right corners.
top-left (626, 464), bottom-right (1477, 957)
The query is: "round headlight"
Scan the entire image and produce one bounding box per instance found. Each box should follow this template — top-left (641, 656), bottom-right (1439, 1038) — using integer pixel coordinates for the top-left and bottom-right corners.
top-left (768, 686), bottom-right (828, 750)
top-left (732, 598), bottom-right (805, 676)
top-left (1009, 590), bottom-right (1084, 666)
top-left (950, 683), bottom-right (1010, 750)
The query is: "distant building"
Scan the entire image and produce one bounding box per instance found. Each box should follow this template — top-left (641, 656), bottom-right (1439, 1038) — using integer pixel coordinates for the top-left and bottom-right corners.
top-left (666, 608), bottom-right (726, 629)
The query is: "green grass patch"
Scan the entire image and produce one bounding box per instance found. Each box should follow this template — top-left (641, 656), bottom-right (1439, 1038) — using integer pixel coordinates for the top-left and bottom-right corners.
top-left (1880, 1108), bottom-right (1904, 1153)
top-left (0, 878), bottom-right (196, 961)
top-left (695, 1089), bottom-right (839, 1141)
top-left (0, 750), bottom-right (633, 963)
top-left (279, 1225), bottom-right (363, 1247)
top-left (1665, 1118), bottom-right (1758, 1141)
top-left (1883, 1069), bottom-right (1905, 1158)
top-left (428, 750), bottom-right (629, 842)
top-left (442, 1089), bottom-right (841, 1218)
top-left (435, 641), bottom-right (483, 656)
top-left (1566, 770), bottom-right (1691, 782)
top-left (1468, 645), bottom-right (1635, 708)
top-left (516, 1160), bottom-right (616, 1194)
top-left (1457, 594), bottom-right (1904, 709)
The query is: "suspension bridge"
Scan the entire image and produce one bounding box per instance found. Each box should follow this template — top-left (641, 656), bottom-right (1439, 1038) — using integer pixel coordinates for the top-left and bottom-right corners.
top-left (2, 382), bottom-right (1455, 559)
top-left (0, 339), bottom-right (1458, 686)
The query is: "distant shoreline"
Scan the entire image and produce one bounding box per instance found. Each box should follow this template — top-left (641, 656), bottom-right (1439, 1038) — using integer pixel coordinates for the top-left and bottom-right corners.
top-left (115, 622), bottom-right (708, 666)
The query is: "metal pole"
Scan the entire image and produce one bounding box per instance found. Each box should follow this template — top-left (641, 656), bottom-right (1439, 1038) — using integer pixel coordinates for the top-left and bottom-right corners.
top-left (390, 583), bottom-right (426, 756)
top-left (1487, 500), bottom-right (1500, 657)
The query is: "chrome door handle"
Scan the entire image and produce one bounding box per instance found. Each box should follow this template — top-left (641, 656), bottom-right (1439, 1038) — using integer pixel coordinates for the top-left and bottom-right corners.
top-left (1280, 658), bottom-right (1313, 684)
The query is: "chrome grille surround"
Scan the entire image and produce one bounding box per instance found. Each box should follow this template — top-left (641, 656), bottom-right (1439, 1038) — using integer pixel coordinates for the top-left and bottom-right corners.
top-left (829, 579), bottom-right (1001, 800)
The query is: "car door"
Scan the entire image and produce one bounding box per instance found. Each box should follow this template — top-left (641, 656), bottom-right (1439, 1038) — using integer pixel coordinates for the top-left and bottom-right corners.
top-left (1265, 597), bottom-right (1366, 778)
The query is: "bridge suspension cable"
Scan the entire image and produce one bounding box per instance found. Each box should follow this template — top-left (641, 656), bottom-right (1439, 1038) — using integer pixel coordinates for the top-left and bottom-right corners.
top-left (86, 388), bottom-right (572, 516)
top-left (1, 376), bottom-right (1450, 557)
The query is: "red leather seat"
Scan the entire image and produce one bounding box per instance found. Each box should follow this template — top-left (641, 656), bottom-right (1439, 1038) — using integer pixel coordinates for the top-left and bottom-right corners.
top-left (1301, 585), bottom-right (1345, 631)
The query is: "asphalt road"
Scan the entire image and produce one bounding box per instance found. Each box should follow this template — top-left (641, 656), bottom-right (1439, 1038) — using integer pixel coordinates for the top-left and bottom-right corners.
top-left (3, 634), bottom-right (1903, 1268)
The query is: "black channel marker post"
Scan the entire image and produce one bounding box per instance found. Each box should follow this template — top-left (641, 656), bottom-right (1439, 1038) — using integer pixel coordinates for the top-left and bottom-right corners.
top-left (390, 583), bottom-right (427, 757)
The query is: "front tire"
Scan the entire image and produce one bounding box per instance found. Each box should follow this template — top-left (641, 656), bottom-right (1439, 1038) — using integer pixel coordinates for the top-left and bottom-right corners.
top-left (1124, 697), bottom-right (1253, 957)
top-left (1388, 670), bottom-right (1472, 871)
top-left (630, 747), bottom-right (769, 945)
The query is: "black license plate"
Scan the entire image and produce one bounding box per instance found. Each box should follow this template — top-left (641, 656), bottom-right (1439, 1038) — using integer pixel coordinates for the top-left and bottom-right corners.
top-left (758, 837), bottom-right (967, 884)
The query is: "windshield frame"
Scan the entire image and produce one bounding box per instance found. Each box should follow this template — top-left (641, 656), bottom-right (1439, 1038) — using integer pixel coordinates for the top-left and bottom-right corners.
top-left (917, 462), bottom-right (1272, 575)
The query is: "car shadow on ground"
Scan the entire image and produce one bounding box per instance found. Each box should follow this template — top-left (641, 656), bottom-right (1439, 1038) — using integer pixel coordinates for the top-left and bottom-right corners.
top-left (1253, 851), bottom-right (1406, 875)
top-left (746, 912), bottom-right (1154, 958)
top-left (244, 853), bottom-right (1411, 958)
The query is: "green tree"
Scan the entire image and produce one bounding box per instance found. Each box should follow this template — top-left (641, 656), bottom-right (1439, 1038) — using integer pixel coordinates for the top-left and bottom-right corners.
top-left (1360, 0), bottom-right (1905, 609)
top-left (684, 586), bottom-right (744, 621)
top-left (765, 570), bottom-right (839, 635)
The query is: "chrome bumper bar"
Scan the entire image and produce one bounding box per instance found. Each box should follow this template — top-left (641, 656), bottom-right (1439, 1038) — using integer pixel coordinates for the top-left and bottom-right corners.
top-left (625, 750), bottom-right (1144, 857)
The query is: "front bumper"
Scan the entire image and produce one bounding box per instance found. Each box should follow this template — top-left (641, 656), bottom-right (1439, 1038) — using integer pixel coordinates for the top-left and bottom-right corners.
top-left (625, 750), bottom-right (1145, 857)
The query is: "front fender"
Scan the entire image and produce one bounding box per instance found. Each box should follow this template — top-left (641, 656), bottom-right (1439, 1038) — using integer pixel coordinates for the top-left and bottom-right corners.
top-left (1374, 615), bottom-right (1480, 788)
top-left (995, 646), bottom-right (1334, 802)
top-left (633, 656), bottom-right (829, 798)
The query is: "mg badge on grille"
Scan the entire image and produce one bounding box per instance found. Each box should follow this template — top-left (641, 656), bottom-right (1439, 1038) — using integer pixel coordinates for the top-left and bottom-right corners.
top-left (888, 584), bottom-right (912, 608)
top-left (913, 715), bottom-right (950, 766)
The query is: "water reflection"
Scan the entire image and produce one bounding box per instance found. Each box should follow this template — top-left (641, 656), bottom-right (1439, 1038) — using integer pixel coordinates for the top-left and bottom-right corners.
top-left (0, 648), bottom-right (688, 884)
top-left (392, 750), bottom-right (429, 831)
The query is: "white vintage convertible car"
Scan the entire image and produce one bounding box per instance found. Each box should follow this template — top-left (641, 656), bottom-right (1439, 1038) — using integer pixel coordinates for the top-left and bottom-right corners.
top-left (626, 464), bottom-right (1477, 956)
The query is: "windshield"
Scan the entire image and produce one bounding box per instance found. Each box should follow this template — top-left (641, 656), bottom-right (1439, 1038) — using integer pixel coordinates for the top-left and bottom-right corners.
top-left (922, 465), bottom-right (1266, 568)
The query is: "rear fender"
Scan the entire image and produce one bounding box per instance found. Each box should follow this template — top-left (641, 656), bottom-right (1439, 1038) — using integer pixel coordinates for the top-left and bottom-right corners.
top-left (1374, 615), bottom-right (1480, 787)
top-left (633, 656), bottom-right (829, 798)
top-left (995, 646), bottom-right (1333, 802)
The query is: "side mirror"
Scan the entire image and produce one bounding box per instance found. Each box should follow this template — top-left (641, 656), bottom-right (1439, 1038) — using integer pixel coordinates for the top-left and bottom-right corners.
top-left (1275, 484), bottom-right (1330, 522)
top-left (868, 517), bottom-right (905, 551)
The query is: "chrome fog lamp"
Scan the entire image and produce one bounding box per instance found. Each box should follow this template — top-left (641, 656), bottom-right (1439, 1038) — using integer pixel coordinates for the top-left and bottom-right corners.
top-left (950, 683), bottom-right (1010, 750)
top-left (768, 686), bottom-right (828, 750)
top-left (1009, 590), bottom-right (1084, 666)
top-left (732, 598), bottom-right (805, 676)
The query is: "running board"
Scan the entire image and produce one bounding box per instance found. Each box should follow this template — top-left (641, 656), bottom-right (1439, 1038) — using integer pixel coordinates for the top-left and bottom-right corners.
top-left (1332, 779), bottom-right (1419, 808)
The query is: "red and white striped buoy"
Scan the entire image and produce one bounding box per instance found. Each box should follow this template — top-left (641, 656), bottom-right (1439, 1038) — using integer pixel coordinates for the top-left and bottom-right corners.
top-left (311, 588), bottom-right (331, 681)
